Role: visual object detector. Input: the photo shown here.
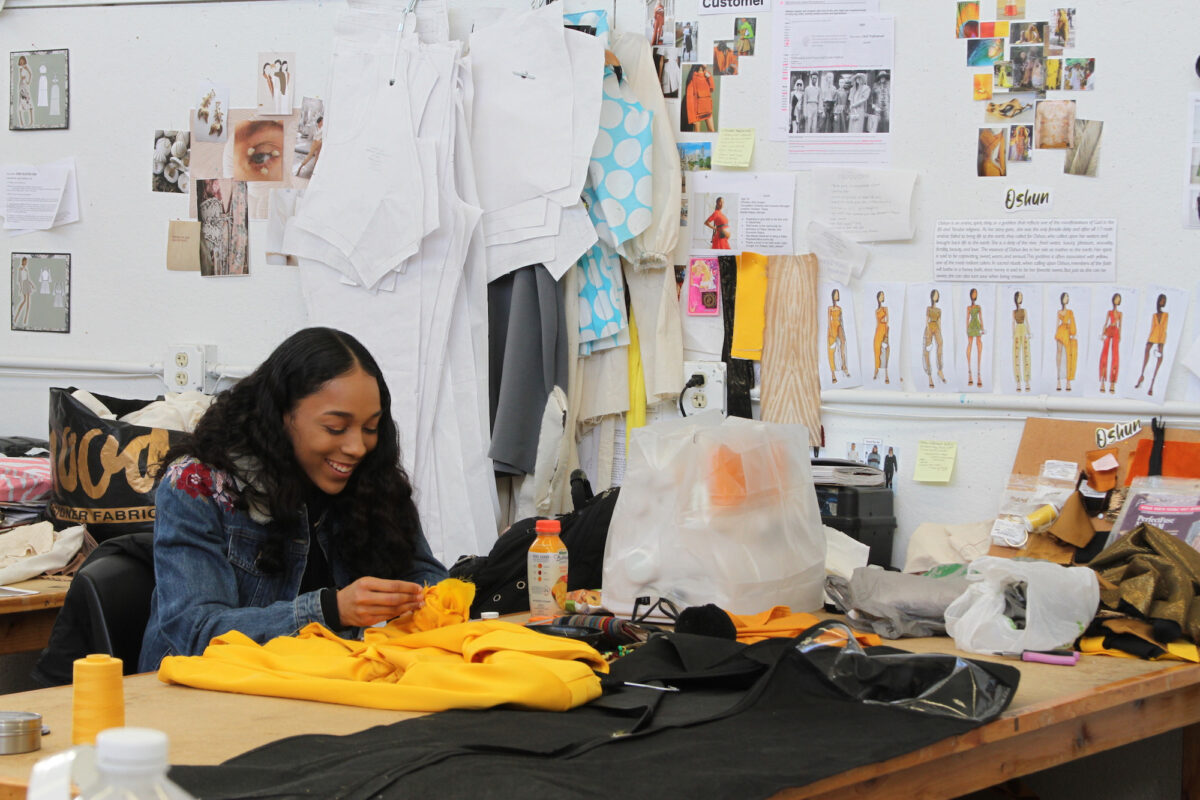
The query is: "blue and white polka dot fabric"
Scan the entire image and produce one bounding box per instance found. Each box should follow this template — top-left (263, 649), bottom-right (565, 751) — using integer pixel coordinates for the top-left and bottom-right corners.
top-left (563, 9), bottom-right (610, 47)
top-left (576, 239), bottom-right (627, 355)
top-left (583, 65), bottom-right (654, 249)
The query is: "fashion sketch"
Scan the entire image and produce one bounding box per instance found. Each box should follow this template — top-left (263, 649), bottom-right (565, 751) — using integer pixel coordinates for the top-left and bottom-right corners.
top-left (827, 288), bottom-right (850, 383)
top-left (15, 55), bottom-right (34, 128)
top-left (1098, 292), bottom-right (1122, 394)
top-left (964, 287), bottom-right (986, 388)
top-left (12, 256), bottom-right (33, 327)
top-left (196, 179), bottom-right (249, 277)
top-left (872, 290), bottom-right (890, 384)
top-left (858, 281), bottom-right (904, 391)
top-left (1012, 290), bottom-right (1033, 392)
top-left (1135, 294), bottom-right (1169, 396)
top-left (923, 289), bottom-right (946, 388)
top-left (1054, 292), bottom-right (1077, 391)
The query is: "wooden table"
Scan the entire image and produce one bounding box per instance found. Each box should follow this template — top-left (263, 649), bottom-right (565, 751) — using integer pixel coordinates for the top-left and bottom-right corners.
top-left (0, 578), bottom-right (69, 656)
top-left (0, 636), bottom-right (1196, 800)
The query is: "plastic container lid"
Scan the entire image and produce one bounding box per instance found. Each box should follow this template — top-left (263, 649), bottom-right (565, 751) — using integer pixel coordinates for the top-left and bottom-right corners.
top-left (96, 728), bottom-right (169, 774)
top-left (534, 519), bottom-right (561, 534)
top-left (480, 611), bottom-right (500, 619)
top-left (0, 711), bottom-right (41, 755)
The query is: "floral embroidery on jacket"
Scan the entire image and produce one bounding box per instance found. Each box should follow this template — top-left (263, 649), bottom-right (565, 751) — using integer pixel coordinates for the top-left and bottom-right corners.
top-left (165, 457), bottom-right (237, 512)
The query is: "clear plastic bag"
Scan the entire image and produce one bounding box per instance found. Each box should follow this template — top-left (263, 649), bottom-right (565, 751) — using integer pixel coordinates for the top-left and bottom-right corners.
top-left (601, 412), bottom-right (827, 618)
top-left (794, 620), bottom-right (1019, 723)
top-left (943, 556), bottom-right (1099, 654)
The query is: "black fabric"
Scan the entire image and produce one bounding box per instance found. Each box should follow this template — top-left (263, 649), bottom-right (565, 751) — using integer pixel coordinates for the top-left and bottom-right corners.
top-left (0, 435), bottom-right (50, 456)
top-left (170, 632), bottom-right (1016, 800)
top-left (451, 487), bottom-right (619, 617)
top-left (717, 254), bottom-right (755, 419)
top-left (31, 531), bottom-right (154, 687)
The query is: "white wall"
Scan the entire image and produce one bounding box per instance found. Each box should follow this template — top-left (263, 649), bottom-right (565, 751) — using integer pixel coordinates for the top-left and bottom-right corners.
top-left (2, 0), bottom-right (1198, 566)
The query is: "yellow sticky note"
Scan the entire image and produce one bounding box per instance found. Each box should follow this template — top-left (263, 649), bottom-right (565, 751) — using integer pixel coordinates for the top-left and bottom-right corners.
top-left (914, 440), bottom-right (957, 483)
top-left (713, 128), bottom-right (755, 168)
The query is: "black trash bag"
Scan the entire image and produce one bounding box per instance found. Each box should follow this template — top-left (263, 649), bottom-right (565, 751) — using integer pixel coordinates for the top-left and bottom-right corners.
top-left (793, 620), bottom-right (1019, 723)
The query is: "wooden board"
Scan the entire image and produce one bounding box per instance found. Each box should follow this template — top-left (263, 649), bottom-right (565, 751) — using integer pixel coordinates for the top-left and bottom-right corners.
top-left (0, 579), bottom-right (69, 656)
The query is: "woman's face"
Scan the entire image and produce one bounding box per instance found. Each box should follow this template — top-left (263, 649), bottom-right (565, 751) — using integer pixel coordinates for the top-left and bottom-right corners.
top-left (877, 291), bottom-right (884, 304)
top-left (970, 288), bottom-right (978, 302)
top-left (1061, 292), bottom-right (1069, 306)
top-left (285, 366), bottom-right (382, 495)
top-left (715, 197), bottom-right (724, 210)
top-left (233, 121), bottom-right (285, 181)
top-left (931, 289), bottom-right (939, 304)
top-left (1113, 294), bottom-right (1121, 307)
top-left (832, 288), bottom-right (839, 303)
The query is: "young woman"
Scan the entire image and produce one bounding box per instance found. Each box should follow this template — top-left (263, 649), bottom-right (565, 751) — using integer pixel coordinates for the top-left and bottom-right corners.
top-left (1098, 293), bottom-right (1122, 394)
top-left (1135, 294), bottom-right (1169, 396)
top-left (684, 65), bottom-right (715, 133)
top-left (848, 73), bottom-right (871, 132)
top-left (1054, 291), bottom-right (1078, 391)
top-left (139, 327), bottom-right (447, 671)
top-left (16, 56), bottom-right (34, 128)
top-left (704, 196), bottom-right (730, 249)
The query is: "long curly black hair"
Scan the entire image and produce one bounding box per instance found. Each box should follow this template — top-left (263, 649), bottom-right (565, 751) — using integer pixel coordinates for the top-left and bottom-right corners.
top-left (156, 327), bottom-right (420, 579)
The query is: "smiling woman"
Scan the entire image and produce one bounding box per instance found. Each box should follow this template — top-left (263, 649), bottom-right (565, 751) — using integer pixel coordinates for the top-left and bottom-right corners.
top-left (138, 327), bottom-right (448, 672)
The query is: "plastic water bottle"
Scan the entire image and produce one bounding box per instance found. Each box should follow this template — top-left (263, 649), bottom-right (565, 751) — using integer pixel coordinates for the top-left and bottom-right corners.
top-left (527, 519), bottom-right (569, 620)
top-left (28, 727), bottom-right (196, 799)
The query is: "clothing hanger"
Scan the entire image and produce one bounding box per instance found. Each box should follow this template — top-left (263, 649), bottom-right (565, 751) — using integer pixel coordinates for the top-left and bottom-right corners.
top-left (388, 0), bottom-right (421, 86)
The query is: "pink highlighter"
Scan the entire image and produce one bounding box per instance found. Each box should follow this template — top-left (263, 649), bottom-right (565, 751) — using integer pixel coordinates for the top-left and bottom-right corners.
top-left (1019, 650), bottom-right (1080, 666)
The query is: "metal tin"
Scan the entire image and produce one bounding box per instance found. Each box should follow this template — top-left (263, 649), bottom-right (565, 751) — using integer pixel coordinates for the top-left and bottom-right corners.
top-left (0, 711), bottom-right (42, 755)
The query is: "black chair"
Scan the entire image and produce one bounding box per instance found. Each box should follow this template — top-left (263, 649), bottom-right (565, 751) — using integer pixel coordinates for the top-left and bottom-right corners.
top-left (74, 548), bottom-right (156, 674)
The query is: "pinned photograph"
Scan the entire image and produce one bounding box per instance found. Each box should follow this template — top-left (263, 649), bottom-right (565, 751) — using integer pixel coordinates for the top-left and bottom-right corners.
top-left (659, 46), bottom-right (681, 98)
top-left (789, 70), bottom-right (888, 134)
top-left (9, 49), bottom-right (69, 131)
top-left (681, 64), bottom-right (718, 133)
top-left (646, 0), bottom-right (673, 46)
top-left (1034, 99), bottom-right (1075, 148)
top-left (713, 41), bottom-right (738, 76)
top-left (978, 127), bottom-right (1007, 177)
top-left (152, 130), bottom-right (190, 194)
top-left (967, 38), bottom-right (1005, 67)
top-left (1045, 58), bottom-right (1063, 90)
top-left (979, 21), bottom-right (1009, 38)
top-left (1063, 119), bottom-right (1102, 176)
top-left (693, 193), bottom-right (738, 250)
top-left (195, 179), bottom-right (250, 277)
top-left (734, 17), bottom-right (756, 56)
top-left (11, 253), bottom-right (69, 333)
top-left (1190, 147), bottom-right (1200, 184)
top-left (1009, 21), bottom-right (1045, 45)
top-left (258, 52), bottom-right (295, 116)
top-left (997, 0), bottom-right (1026, 20)
top-left (973, 73), bottom-right (994, 101)
top-left (956, 2), bottom-right (980, 38)
top-left (686, 256), bottom-right (720, 315)
top-left (231, 118), bottom-right (286, 181)
top-left (1009, 45), bottom-right (1046, 91)
top-left (985, 92), bottom-right (1035, 122)
top-left (993, 62), bottom-right (1013, 91)
top-left (676, 19), bottom-right (698, 62)
top-left (1047, 8), bottom-right (1076, 56)
top-left (1008, 124), bottom-right (1033, 162)
top-left (1063, 58), bottom-right (1094, 90)
top-left (293, 97), bottom-right (324, 179)
top-left (192, 82), bottom-right (230, 143)
top-left (677, 141), bottom-right (711, 171)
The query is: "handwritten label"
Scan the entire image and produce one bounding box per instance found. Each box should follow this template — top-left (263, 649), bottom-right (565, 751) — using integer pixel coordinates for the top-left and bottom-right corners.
top-left (1003, 186), bottom-right (1053, 212)
top-left (914, 440), bottom-right (957, 483)
top-left (713, 128), bottom-right (755, 168)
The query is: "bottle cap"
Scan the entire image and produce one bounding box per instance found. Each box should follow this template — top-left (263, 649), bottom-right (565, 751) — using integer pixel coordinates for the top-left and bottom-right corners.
top-left (534, 519), bottom-right (561, 534)
top-left (480, 611), bottom-right (500, 620)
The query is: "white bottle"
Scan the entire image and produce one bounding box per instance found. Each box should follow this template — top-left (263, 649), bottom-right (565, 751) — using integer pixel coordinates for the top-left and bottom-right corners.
top-left (80, 728), bottom-right (196, 799)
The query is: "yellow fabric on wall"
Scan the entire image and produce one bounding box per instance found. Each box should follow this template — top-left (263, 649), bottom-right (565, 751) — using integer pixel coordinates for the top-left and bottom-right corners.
top-left (626, 306), bottom-right (647, 447)
top-left (157, 620), bottom-right (608, 712)
top-left (730, 251), bottom-right (768, 360)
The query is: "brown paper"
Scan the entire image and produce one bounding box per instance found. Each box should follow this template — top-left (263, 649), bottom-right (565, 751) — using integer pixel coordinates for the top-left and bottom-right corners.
top-left (166, 220), bottom-right (201, 271)
top-left (1047, 491), bottom-right (1095, 548)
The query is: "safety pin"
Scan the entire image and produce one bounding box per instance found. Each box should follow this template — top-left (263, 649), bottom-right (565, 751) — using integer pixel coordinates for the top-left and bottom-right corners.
top-left (623, 682), bottom-right (679, 692)
top-left (513, 70), bottom-right (537, 80)
top-left (389, 0), bottom-right (421, 86)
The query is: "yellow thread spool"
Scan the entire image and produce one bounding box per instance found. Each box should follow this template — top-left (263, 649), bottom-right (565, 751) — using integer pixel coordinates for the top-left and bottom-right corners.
top-left (1024, 504), bottom-right (1058, 533)
top-left (72, 654), bottom-right (124, 745)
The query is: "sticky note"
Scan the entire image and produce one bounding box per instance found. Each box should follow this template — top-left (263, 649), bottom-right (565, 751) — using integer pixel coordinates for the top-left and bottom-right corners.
top-left (713, 128), bottom-right (755, 168)
top-left (914, 440), bottom-right (957, 483)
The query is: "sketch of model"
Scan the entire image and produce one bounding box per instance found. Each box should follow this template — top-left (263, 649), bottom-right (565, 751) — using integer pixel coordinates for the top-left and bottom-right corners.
top-left (1055, 291), bottom-right (1077, 391)
top-left (262, 63), bottom-right (275, 107)
top-left (36, 65), bottom-right (48, 107)
top-left (827, 287), bottom-right (850, 383)
top-left (1012, 291), bottom-right (1032, 391)
top-left (52, 281), bottom-right (65, 308)
top-left (1098, 292), bottom-right (1122, 394)
top-left (922, 289), bottom-right (945, 388)
top-left (16, 56), bottom-right (34, 127)
top-left (1135, 293), bottom-right (1168, 396)
top-left (13, 257), bottom-right (34, 327)
top-left (965, 287), bottom-right (985, 388)
top-left (38, 268), bottom-right (51, 294)
top-left (49, 76), bottom-right (60, 116)
top-left (873, 290), bottom-right (890, 383)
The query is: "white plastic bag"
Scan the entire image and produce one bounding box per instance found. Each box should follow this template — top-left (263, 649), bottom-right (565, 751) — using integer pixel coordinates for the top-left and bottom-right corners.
top-left (602, 412), bottom-right (827, 617)
top-left (943, 556), bottom-right (1099, 654)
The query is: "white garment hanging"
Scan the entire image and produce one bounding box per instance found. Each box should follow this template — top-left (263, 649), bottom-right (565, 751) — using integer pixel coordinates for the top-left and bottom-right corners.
top-left (49, 80), bottom-right (60, 116)
top-left (544, 27), bottom-right (605, 209)
top-left (37, 67), bottom-right (48, 107)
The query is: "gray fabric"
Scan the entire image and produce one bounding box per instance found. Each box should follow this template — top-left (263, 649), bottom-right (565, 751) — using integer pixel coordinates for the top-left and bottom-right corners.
top-left (488, 264), bottom-right (568, 476)
top-left (826, 567), bottom-right (970, 639)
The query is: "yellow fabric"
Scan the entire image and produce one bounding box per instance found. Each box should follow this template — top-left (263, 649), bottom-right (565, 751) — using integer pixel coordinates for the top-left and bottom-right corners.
top-left (1149, 312), bottom-right (1168, 345)
top-left (725, 606), bottom-right (883, 647)
top-left (730, 251), bottom-right (768, 360)
top-left (393, 577), bottom-right (474, 634)
top-left (157, 619), bottom-right (608, 712)
top-left (626, 305), bottom-right (647, 448)
top-left (1078, 635), bottom-right (1199, 662)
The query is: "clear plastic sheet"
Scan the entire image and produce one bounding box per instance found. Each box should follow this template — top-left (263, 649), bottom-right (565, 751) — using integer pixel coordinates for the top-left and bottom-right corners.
top-left (793, 620), bottom-right (1018, 723)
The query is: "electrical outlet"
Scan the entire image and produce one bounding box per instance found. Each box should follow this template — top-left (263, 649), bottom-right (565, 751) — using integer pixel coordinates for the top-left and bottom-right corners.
top-left (164, 345), bottom-right (214, 393)
top-left (682, 361), bottom-right (727, 415)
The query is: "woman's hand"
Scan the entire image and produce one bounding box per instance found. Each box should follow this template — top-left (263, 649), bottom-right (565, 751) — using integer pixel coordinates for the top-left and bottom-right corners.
top-left (337, 577), bottom-right (426, 627)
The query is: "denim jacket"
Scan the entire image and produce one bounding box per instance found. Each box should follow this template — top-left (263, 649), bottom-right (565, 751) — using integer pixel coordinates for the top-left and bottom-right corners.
top-left (139, 457), bottom-right (447, 672)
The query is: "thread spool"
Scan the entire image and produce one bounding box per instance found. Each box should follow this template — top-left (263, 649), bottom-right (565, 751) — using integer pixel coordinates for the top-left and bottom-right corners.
top-left (72, 654), bottom-right (124, 745)
top-left (1024, 504), bottom-right (1058, 533)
